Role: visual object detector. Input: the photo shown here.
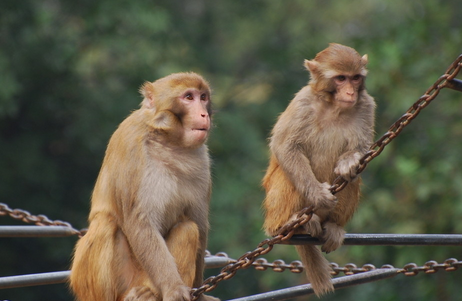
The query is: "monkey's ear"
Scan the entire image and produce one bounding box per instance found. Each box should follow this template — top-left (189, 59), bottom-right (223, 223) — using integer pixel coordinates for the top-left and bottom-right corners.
top-left (304, 59), bottom-right (320, 79)
top-left (140, 82), bottom-right (156, 109)
top-left (361, 54), bottom-right (368, 65)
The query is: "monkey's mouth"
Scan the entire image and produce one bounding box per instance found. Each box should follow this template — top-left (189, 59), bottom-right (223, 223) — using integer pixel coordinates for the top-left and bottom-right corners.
top-left (192, 123), bottom-right (210, 131)
top-left (340, 99), bottom-right (356, 107)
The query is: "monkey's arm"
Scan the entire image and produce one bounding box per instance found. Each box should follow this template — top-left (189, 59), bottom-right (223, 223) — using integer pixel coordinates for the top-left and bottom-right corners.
top-left (269, 101), bottom-right (336, 210)
top-left (122, 206), bottom-right (191, 301)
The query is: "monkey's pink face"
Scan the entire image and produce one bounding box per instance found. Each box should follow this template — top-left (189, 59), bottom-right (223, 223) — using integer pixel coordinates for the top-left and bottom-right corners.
top-left (180, 89), bottom-right (211, 147)
top-left (333, 74), bottom-right (363, 108)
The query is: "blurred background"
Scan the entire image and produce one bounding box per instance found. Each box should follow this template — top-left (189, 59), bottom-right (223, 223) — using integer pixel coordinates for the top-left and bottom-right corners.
top-left (1, 1), bottom-right (461, 300)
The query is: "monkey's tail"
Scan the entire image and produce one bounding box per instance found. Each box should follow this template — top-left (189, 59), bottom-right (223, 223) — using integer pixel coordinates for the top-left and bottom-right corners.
top-left (295, 244), bottom-right (334, 296)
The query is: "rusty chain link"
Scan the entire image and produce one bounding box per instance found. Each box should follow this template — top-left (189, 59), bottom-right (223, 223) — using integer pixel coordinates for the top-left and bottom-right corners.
top-left (0, 202), bottom-right (86, 237)
top-left (192, 54), bottom-right (462, 299)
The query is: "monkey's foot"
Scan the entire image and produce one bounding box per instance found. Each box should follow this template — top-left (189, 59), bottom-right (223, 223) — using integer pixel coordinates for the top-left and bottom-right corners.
top-left (302, 213), bottom-right (323, 237)
top-left (124, 286), bottom-right (159, 301)
top-left (321, 222), bottom-right (346, 253)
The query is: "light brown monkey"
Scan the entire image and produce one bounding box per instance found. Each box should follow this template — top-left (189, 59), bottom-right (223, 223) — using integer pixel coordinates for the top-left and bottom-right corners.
top-left (262, 43), bottom-right (375, 296)
top-left (70, 72), bottom-right (219, 301)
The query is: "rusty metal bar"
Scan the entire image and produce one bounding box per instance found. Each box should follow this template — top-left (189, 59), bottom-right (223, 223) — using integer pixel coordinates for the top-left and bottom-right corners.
top-left (446, 78), bottom-right (462, 92)
top-left (285, 233), bottom-right (462, 246)
top-left (226, 268), bottom-right (399, 301)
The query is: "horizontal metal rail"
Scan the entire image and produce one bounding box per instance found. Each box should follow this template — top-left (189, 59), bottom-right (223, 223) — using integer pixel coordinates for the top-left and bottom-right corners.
top-left (0, 255), bottom-right (233, 289)
top-left (0, 271), bottom-right (70, 289)
top-left (286, 233), bottom-right (462, 246)
top-left (3, 227), bottom-right (461, 246)
top-left (226, 268), bottom-right (400, 301)
top-left (0, 226), bottom-right (78, 237)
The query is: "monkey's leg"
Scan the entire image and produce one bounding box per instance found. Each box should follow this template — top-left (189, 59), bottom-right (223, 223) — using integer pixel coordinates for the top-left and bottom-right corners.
top-left (263, 158), bottom-right (305, 236)
top-left (321, 183), bottom-right (359, 253)
top-left (71, 213), bottom-right (123, 301)
top-left (117, 229), bottom-right (160, 301)
top-left (124, 220), bottom-right (199, 301)
top-left (166, 218), bottom-right (200, 287)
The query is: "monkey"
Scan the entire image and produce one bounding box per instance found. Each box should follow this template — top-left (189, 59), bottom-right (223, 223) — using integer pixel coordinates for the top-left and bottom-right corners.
top-left (262, 43), bottom-right (376, 296)
top-left (70, 72), bottom-right (219, 301)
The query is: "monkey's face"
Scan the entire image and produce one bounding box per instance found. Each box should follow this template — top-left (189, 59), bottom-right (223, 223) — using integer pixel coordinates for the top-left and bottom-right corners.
top-left (177, 88), bottom-right (211, 148)
top-left (140, 73), bottom-right (212, 149)
top-left (333, 74), bottom-right (364, 108)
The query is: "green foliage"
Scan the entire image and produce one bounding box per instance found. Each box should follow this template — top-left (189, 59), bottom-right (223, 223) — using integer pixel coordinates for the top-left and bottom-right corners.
top-left (1, 0), bottom-right (461, 300)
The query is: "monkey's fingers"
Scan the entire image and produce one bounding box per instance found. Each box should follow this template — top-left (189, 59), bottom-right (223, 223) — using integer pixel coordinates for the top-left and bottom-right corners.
top-left (334, 152), bottom-right (362, 182)
top-left (313, 182), bottom-right (338, 211)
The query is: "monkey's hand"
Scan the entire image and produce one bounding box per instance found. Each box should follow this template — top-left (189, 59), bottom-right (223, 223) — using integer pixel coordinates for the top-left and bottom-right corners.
top-left (311, 182), bottom-right (337, 212)
top-left (334, 151), bottom-right (362, 182)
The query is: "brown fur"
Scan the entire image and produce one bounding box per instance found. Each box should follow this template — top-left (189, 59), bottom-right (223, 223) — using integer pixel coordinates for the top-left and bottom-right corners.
top-left (70, 72), bottom-right (219, 301)
top-left (262, 44), bottom-right (375, 296)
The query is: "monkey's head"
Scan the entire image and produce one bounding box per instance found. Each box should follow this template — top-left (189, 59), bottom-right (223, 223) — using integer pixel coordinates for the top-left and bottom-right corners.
top-left (305, 43), bottom-right (368, 107)
top-left (139, 72), bottom-right (212, 148)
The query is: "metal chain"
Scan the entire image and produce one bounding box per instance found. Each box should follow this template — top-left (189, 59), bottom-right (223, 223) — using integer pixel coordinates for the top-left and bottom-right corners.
top-left (191, 54), bottom-right (462, 299)
top-left (210, 254), bottom-right (461, 277)
top-left (190, 206), bottom-right (315, 300)
top-left (399, 258), bottom-right (461, 276)
top-left (0, 202), bottom-right (85, 237)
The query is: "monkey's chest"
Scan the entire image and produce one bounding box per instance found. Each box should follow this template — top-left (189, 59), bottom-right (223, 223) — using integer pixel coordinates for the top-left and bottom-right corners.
top-left (306, 126), bottom-right (358, 178)
top-left (307, 126), bottom-right (348, 155)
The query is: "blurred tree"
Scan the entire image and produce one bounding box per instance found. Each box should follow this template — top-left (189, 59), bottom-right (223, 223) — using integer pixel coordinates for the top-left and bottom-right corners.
top-left (0, 0), bottom-right (461, 300)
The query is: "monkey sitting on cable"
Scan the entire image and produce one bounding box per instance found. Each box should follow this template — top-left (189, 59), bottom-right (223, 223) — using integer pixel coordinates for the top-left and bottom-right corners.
top-left (70, 72), bottom-right (219, 301)
top-left (262, 43), bottom-right (376, 296)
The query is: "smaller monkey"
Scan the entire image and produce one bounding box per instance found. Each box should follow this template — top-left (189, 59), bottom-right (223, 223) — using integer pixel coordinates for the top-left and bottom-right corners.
top-left (262, 43), bottom-right (375, 296)
top-left (70, 72), bottom-right (219, 301)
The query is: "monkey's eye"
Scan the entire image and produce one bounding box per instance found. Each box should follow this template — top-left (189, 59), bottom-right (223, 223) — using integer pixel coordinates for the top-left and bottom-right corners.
top-left (336, 75), bottom-right (346, 82)
top-left (200, 94), bottom-right (207, 101)
top-left (185, 93), bottom-right (194, 100)
top-left (352, 74), bottom-right (361, 81)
